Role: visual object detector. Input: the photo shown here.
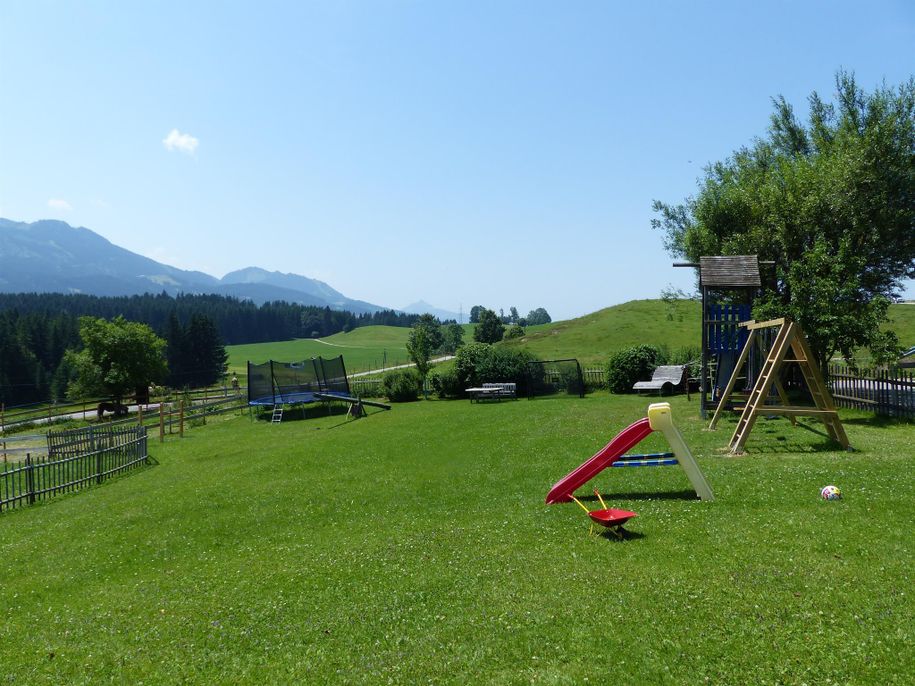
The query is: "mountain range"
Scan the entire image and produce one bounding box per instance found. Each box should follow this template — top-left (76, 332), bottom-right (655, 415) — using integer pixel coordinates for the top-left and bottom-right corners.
top-left (0, 218), bottom-right (453, 317)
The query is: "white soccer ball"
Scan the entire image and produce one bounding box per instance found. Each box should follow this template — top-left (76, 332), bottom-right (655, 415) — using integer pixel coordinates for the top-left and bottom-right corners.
top-left (821, 485), bottom-right (842, 500)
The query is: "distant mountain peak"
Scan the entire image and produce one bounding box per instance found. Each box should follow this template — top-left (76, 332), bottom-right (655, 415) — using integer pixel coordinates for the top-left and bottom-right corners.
top-left (402, 300), bottom-right (461, 322)
top-left (0, 217), bottom-right (386, 313)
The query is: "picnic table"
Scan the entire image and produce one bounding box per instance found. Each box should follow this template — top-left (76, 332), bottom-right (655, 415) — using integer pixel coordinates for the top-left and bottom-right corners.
top-left (466, 383), bottom-right (517, 402)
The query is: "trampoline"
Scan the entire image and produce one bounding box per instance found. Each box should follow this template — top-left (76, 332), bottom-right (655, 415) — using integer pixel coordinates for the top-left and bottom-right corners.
top-left (248, 391), bottom-right (320, 407)
top-left (247, 356), bottom-right (351, 406)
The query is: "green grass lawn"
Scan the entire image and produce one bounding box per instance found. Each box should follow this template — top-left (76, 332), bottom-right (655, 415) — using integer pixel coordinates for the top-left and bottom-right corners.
top-left (1, 395), bottom-right (912, 684)
top-left (226, 325), bottom-right (412, 376)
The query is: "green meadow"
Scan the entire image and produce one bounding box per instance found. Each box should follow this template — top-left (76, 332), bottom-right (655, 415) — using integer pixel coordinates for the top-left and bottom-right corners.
top-left (227, 301), bottom-right (914, 375)
top-left (1, 394), bottom-right (912, 684)
top-left (226, 325), bottom-right (412, 375)
top-left (501, 299), bottom-right (701, 365)
top-left (224, 300), bottom-right (705, 377)
top-left (885, 303), bottom-right (915, 348)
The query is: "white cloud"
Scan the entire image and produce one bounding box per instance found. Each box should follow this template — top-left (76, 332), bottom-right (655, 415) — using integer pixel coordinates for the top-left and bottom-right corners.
top-left (162, 129), bottom-right (199, 154)
top-left (48, 198), bottom-right (72, 211)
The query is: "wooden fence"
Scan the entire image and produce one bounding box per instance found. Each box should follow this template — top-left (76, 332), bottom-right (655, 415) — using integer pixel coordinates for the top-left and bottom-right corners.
top-left (0, 385), bottom-right (241, 434)
top-left (828, 365), bottom-right (915, 419)
top-left (583, 368), bottom-right (605, 386)
top-left (1, 426), bottom-right (148, 513)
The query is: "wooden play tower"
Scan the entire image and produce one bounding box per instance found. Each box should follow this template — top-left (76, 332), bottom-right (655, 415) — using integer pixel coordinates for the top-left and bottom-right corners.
top-left (675, 255), bottom-right (762, 418)
top-left (709, 317), bottom-right (850, 454)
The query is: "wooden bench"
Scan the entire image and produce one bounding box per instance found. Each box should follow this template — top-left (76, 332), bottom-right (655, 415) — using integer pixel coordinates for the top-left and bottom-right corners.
top-left (632, 366), bottom-right (688, 395)
top-left (467, 382), bottom-right (517, 402)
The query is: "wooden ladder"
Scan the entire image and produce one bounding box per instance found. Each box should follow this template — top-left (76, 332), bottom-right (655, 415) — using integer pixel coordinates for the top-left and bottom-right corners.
top-left (271, 405), bottom-right (284, 424)
top-left (729, 320), bottom-right (794, 452)
top-left (716, 317), bottom-right (850, 454)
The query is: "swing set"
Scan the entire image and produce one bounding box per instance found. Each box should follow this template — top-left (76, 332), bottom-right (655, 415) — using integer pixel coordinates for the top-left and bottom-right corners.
top-left (709, 317), bottom-right (850, 454)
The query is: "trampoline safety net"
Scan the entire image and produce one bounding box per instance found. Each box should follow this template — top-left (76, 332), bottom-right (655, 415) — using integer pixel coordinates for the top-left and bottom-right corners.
top-left (527, 359), bottom-right (585, 398)
top-left (247, 355), bottom-right (350, 405)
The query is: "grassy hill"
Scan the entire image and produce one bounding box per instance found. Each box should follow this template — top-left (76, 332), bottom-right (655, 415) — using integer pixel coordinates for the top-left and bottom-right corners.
top-left (505, 300), bottom-right (915, 366)
top-left (501, 299), bottom-right (700, 365)
top-left (226, 301), bottom-right (915, 376)
top-left (886, 303), bottom-right (915, 347)
top-left (226, 325), bottom-right (412, 375)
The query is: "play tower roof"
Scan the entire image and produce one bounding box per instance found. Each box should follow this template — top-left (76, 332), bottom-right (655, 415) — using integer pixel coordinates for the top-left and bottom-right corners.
top-left (698, 255), bottom-right (761, 289)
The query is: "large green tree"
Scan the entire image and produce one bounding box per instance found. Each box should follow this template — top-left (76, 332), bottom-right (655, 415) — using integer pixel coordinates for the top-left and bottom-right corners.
top-left (441, 322), bottom-right (465, 354)
top-left (473, 308), bottom-right (505, 344)
top-left (406, 315), bottom-right (443, 397)
top-left (65, 316), bottom-right (168, 401)
top-left (653, 71), bottom-right (915, 368)
top-left (166, 313), bottom-right (229, 388)
top-left (525, 308), bottom-right (552, 326)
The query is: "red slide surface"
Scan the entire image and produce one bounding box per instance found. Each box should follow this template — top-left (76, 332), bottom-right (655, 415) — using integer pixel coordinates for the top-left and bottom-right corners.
top-left (545, 417), bottom-right (653, 504)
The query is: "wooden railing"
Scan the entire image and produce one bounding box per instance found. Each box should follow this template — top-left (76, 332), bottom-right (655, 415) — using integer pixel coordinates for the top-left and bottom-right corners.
top-left (1, 426), bottom-right (148, 513)
top-left (828, 365), bottom-right (915, 419)
top-left (0, 386), bottom-right (246, 435)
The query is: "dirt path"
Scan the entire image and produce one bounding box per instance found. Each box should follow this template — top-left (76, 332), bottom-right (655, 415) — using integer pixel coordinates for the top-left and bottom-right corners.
top-left (349, 355), bottom-right (454, 378)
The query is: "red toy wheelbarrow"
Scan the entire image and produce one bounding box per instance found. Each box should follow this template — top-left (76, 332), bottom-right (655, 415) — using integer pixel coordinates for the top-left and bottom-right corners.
top-left (570, 490), bottom-right (637, 539)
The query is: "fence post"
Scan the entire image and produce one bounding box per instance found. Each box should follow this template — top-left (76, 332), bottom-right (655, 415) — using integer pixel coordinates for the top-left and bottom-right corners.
top-left (907, 369), bottom-right (913, 419)
top-left (96, 436), bottom-right (104, 484)
top-left (159, 404), bottom-right (165, 443)
top-left (179, 400), bottom-right (185, 438)
top-left (137, 405), bottom-right (143, 427)
top-left (878, 368), bottom-right (886, 416)
top-left (26, 454), bottom-right (36, 505)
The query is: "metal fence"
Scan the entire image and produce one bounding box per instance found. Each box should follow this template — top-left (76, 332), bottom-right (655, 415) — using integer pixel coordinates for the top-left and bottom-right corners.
top-left (0, 426), bottom-right (148, 513)
top-left (828, 365), bottom-right (915, 419)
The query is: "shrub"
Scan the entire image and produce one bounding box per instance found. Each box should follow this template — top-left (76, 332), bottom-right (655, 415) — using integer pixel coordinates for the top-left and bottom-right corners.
top-left (381, 369), bottom-right (421, 402)
top-left (454, 343), bottom-right (535, 393)
top-left (479, 346), bottom-right (535, 389)
top-left (429, 366), bottom-right (463, 399)
top-left (668, 345), bottom-right (701, 379)
top-left (605, 345), bottom-right (667, 394)
top-left (504, 324), bottom-right (525, 340)
top-left (453, 343), bottom-right (493, 389)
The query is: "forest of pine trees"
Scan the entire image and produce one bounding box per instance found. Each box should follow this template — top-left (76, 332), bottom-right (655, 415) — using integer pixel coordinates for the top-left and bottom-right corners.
top-left (0, 292), bottom-right (422, 406)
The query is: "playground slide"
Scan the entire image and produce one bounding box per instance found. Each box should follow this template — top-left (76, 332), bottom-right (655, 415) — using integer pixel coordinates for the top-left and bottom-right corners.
top-left (545, 417), bottom-right (653, 504)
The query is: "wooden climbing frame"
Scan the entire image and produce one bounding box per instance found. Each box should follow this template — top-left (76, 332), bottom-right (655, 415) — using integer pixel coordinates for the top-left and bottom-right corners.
top-left (709, 318), bottom-right (850, 454)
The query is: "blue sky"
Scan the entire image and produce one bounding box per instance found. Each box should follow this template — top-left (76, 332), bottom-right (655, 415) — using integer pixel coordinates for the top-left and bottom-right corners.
top-left (1, 1), bottom-right (913, 320)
